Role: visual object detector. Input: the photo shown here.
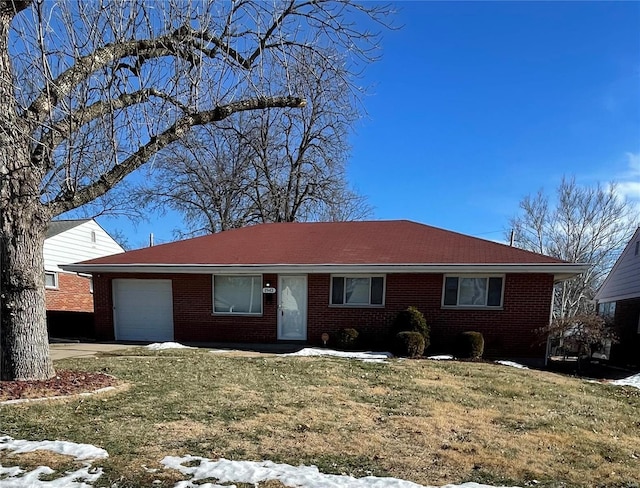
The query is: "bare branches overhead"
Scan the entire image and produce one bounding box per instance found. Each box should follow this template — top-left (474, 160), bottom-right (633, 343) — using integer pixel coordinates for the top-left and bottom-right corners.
top-left (510, 177), bottom-right (639, 317)
top-left (1, 0), bottom-right (391, 216)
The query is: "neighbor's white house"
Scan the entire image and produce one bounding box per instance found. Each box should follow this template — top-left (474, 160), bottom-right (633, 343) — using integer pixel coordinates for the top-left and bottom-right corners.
top-left (44, 219), bottom-right (124, 337)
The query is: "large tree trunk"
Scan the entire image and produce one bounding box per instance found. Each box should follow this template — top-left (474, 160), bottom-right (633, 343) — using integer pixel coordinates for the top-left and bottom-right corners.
top-left (0, 209), bottom-right (53, 381)
top-left (0, 4), bottom-right (54, 381)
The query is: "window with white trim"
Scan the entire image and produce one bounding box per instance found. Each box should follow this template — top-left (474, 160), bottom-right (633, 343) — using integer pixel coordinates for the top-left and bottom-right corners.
top-left (213, 275), bottom-right (262, 314)
top-left (44, 271), bottom-right (58, 289)
top-left (330, 276), bottom-right (385, 306)
top-left (442, 276), bottom-right (503, 308)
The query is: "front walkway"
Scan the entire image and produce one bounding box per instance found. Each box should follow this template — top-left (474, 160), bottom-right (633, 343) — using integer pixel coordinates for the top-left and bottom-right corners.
top-left (49, 341), bottom-right (304, 360)
top-left (49, 343), bottom-right (130, 360)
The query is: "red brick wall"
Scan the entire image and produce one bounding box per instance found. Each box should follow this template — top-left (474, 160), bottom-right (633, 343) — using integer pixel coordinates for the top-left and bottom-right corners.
top-left (45, 272), bottom-right (94, 313)
top-left (93, 272), bottom-right (554, 358)
top-left (307, 273), bottom-right (552, 358)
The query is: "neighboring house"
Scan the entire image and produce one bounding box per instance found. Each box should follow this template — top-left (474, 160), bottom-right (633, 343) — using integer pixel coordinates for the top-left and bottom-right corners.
top-left (45, 219), bottom-right (125, 338)
top-left (64, 220), bottom-right (586, 360)
top-left (595, 227), bottom-right (640, 368)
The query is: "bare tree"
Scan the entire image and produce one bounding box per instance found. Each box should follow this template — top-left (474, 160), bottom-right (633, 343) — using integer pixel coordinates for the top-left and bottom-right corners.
top-left (143, 49), bottom-right (373, 236)
top-left (510, 177), bottom-right (638, 318)
top-left (0, 0), bottom-right (391, 380)
top-left (540, 313), bottom-right (618, 372)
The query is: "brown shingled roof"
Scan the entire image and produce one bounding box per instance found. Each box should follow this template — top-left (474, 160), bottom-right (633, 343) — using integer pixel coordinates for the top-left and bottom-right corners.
top-left (77, 220), bottom-right (565, 266)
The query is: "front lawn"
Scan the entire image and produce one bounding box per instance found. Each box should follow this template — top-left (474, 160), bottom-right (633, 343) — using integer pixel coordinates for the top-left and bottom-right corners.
top-left (1, 348), bottom-right (639, 487)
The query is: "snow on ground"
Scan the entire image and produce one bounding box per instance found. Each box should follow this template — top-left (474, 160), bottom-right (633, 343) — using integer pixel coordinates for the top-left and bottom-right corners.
top-left (0, 438), bottom-right (521, 488)
top-left (283, 348), bottom-right (393, 363)
top-left (0, 436), bottom-right (106, 487)
top-left (161, 456), bottom-right (520, 488)
top-left (610, 373), bottom-right (640, 390)
top-left (0, 436), bottom-right (107, 460)
top-left (146, 342), bottom-right (193, 351)
top-left (427, 355), bottom-right (454, 360)
top-left (495, 361), bottom-right (528, 370)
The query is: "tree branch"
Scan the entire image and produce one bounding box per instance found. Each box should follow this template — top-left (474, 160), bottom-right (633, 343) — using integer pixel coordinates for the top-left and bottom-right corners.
top-left (32, 88), bottom-right (187, 171)
top-left (46, 95), bottom-right (306, 215)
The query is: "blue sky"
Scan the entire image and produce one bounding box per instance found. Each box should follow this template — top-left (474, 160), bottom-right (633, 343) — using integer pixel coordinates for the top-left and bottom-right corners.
top-left (100, 1), bottom-right (640, 249)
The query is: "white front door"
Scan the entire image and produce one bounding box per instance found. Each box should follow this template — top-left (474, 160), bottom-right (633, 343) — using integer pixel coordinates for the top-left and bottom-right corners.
top-left (277, 275), bottom-right (307, 340)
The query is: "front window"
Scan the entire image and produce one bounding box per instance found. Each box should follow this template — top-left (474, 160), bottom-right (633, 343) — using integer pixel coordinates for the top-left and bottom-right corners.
top-left (598, 301), bottom-right (616, 320)
top-left (44, 271), bottom-right (58, 289)
top-left (213, 275), bottom-right (262, 314)
top-left (331, 276), bottom-right (384, 306)
top-left (443, 276), bottom-right (503, 308)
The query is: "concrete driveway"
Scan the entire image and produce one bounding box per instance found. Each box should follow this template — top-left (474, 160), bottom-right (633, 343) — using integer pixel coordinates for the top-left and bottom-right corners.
top-left (49, 343), bottom-right (130, 360)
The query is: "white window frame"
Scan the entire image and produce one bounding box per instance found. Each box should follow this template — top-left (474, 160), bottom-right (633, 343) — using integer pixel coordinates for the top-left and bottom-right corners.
top-left (329, 275), bottom-right (385, 307)
top-left (44, 271), bottom-right (58, 289)
top-left (441, 274), bottom-right (504, 309)
top-left (212, 274), bottom-right (263, 315)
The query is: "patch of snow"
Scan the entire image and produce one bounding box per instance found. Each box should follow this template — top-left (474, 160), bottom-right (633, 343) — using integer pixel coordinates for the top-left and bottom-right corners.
top-left (0, 436), bottom-right (106, 487)
top-left (282, 348), bottom-right (392, 363)
top-left (209, 349), bottom-right (240, 354)
top-left (161, 456), bottom-right (520, 488)
top-left (0, 464), bottom-right (103, 487)
top-left (495, 361), bottom-right (528, 370)
top-left (610, 373), bottom-right (640, 390)
top-left (427, 355), bottom-right (454, 361)
top-left (146, 342), bottom-right (193, 351)
top-left (0, 466), bottom-right (22, 477)
top-left (0, 436), bottom-right (108, 460)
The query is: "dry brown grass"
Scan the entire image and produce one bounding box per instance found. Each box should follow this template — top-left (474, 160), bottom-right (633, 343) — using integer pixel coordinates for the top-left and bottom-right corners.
top-left (0, 350), bottom-right (638, 487)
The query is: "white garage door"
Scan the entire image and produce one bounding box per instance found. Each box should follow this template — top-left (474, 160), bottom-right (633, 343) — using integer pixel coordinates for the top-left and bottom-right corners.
top-left (113, 279), bottom-right (174, 341)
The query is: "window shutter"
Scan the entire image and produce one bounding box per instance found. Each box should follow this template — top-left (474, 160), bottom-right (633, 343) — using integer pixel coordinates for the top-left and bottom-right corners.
top-left (443, 277), bottom-right (458, 306)
top-left (331, 277), bottom-right (344, 304)
top-left (370, 277), bottom-right (384, 305)
top-left (487, 277), bottom-right (503, 306)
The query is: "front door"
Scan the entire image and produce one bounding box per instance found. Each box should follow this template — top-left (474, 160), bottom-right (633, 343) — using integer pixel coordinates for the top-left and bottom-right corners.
top-left (277, 275), bottom-right (307, 340)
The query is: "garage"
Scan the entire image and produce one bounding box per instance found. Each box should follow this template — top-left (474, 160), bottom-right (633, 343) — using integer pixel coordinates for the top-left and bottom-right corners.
top-left (112, 279), bottom-right (174, 341)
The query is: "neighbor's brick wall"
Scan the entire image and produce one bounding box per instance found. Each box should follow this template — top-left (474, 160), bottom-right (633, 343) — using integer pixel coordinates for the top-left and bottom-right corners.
top-left (93, 272), bottom-right (553, 358)
top-left (45, 272), bottom-right (94, 313)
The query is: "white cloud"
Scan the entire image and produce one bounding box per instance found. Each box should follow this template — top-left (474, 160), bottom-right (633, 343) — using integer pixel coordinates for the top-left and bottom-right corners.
top-left (613, 152), bottom-right (640, 201)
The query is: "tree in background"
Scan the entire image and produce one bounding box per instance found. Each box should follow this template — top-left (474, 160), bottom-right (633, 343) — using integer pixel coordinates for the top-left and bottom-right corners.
top-left (541, 313), bottom-right (618, 371)
top-left (0, 0), bottom-right (391, 380)
top-left (510, 177), bottom-right (638, 318)
top-left (142, 49), bottom-right (372, 236)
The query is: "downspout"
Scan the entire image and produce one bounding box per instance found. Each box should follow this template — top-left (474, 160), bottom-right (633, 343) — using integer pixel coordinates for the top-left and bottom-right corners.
top-left (545, 278), bottom-right (557, 367)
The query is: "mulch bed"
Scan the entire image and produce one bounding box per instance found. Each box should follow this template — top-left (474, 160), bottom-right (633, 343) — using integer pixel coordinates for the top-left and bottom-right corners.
top-left (0, 370), bottom-right (118, 402)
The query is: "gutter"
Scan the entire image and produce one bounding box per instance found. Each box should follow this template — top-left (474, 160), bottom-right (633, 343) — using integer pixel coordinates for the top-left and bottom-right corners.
top-left (61, 262), bottom-right (590, 281)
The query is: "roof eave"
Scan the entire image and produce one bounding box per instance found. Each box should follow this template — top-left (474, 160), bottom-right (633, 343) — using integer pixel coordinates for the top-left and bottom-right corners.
top-left (62, 262), bottom-right (589, 279)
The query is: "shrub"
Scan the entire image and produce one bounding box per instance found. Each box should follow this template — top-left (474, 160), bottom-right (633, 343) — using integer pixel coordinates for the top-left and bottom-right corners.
top-left (337, 328), bottom-right (359, 350)
top-left (392, 306), bottom-right (430, 350)
top-left (394, 331), bottom-right (425, 358)
top-left (455, 331), bottom-right (485, 359)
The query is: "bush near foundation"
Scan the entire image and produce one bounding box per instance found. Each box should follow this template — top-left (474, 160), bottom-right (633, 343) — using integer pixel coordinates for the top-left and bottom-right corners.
top-left (337, 328), bottom-right (360, 350)
top-left (394, 331), bottom-right (425, 358)
top-left (455, 331), bottom-right (485, 359)
top-left (392, 306), bottom-right (430, 350)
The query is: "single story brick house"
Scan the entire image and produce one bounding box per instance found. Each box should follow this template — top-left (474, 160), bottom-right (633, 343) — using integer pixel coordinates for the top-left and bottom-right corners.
top-left (64, 220), bottom-right (587, 359)
top-left (595, 226), bottom-right (640, 368)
